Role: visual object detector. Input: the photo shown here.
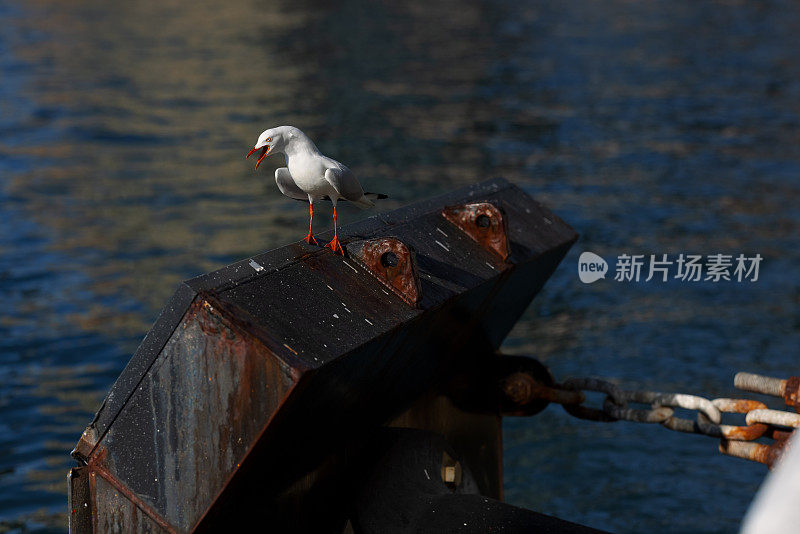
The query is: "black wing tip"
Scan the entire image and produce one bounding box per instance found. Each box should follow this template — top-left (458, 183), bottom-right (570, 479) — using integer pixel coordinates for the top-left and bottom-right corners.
top-left (311, 193), bottom-right (387, 203)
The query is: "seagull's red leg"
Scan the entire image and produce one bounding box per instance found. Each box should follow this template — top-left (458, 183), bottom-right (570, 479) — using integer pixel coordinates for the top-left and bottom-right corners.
top-left (325, 205), bottom-right (344, 255)
top-left (304, 203), bottom-right (320, 246)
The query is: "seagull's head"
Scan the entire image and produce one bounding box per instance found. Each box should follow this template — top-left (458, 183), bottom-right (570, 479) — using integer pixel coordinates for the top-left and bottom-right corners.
top-left (246, 128), bottom-right (280, 170)
top-left (246, 126), bottom-right (299, 170)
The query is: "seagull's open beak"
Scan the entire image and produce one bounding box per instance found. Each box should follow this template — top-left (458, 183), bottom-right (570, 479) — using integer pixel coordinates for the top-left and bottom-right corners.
top-left (246, 145), bottom-right (272, 170)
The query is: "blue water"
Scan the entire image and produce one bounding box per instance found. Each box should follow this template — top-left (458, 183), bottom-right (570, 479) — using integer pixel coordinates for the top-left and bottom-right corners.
top-left (1, 1), bottom-right (798, 532)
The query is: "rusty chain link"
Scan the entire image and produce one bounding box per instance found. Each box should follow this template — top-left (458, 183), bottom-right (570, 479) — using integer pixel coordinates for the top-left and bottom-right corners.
top-left (696, 399), bottom-right (768, 440)
top-left (537, 371), bottom-right (800, 468)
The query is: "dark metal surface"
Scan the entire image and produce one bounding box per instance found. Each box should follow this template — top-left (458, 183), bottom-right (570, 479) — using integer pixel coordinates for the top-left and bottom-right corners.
top-left (411, 494), bottom-right (610, 534)
top-left (351, 428), bottom-right (481, 532)
top-left (390, 391), bottom-right (503, 502)
top-left (91, 464), bottom-right (172, 533)
top-left (68, 467), bottom-right (93, 534)
top-left (71, 283), bottom-right (199, 464)
top-left (351, 428), bottom-right (608, 534)
top-left (68, 178), bottom-right (577, 533)
top-left (90, 297), bottom-right (298, 531)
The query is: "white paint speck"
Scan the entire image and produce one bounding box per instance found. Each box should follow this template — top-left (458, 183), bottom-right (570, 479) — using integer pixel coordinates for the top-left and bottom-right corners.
top-left (424, 469), bottom-right (430, 480)
top-left (326, 284), bottom-right (334, 291)
top-left (435, 240), bottom-right (449, 252)
top-left (343, 261), bottom-right (359, 273)
top-left (333, 314), bottom-right (339, 319)
top-left (365, 318), bottom-right (374, 325)
top-left (249, 259), bottom-right (264, 272)
top-left (485, 262), bottom-right (495, 270)
top-left (436, 227), bottom-right (448, 237)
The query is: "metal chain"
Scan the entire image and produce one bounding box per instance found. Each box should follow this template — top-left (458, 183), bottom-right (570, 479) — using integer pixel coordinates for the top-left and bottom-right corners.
top-left (543, 371), bottom-right (800, 468)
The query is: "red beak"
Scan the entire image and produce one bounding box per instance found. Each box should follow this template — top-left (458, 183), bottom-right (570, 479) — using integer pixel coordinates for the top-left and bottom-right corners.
top-left (245, 145), bottom-right (272, 170)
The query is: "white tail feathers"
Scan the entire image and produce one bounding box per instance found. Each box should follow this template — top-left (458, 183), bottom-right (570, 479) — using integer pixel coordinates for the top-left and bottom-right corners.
top-left (352, 195), bottom-right (375, 209)
top-left (353, 192), bottom-right (388, 209)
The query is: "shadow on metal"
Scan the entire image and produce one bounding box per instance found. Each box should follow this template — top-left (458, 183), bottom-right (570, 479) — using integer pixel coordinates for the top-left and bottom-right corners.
top-left (350, 428), bottom-right (607, 534)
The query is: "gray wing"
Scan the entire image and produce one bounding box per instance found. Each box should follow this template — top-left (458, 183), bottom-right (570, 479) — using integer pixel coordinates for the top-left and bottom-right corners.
top-left (275, 167), bottom-right (307, 201)
top-left (324, 165), bottom-right (365, 202)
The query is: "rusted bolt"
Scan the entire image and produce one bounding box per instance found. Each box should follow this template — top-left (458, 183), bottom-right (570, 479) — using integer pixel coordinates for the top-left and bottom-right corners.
top-left (444, 466), bottom-right (456, 482)
top-left (475, 214), bottom-right (491, 228)
top-left (735, 373), bottom-right (800, 413)
top-left (719, 436), bottom-right (792, 469)
top-left (784, 376), bottom-right (800, 413)
top-left (349, 237), bottom-right (422, 306)
top-left (380, 251), bottom-right (399, 268)
top-left (503, 372), bottom-right (535, 406)
top-left (501, 371), bottom-right (586, 414)
top-left (735, 372), bottom-right (786, 397)
top-left (441, 451), bottom-right (462, 489)
top-left (441, 202), bottom-right (510, 261)
top-left (495, 355), bottom-right (581, 417)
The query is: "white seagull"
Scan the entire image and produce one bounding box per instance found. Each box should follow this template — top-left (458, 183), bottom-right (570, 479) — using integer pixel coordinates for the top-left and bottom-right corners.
top-left (246, 126), bottom-right (386, 255)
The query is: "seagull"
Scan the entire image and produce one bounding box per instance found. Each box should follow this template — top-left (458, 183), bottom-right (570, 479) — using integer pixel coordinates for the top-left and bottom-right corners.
top-left (246, 126), bottom-right (386, 255)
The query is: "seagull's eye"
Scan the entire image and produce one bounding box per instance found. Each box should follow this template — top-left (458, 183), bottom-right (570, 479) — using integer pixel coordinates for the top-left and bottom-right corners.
top-left (266, 137), bottom-right (272, 142)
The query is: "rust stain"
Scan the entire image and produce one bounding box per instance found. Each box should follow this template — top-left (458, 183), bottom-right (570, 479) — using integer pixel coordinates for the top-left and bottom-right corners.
top-left (353, 237), bottom-right (422, 306)
top-left (197, 293), bottom-right (313, 373)
top-left (87, 448), bottom-right (176, 534)
top-left (71, 424), bottom-right (98, 464)
top-left (189, 376), bottom-right (304, 532)
top-left (764, 427), bottom-right (794, 442)
top-left (170, 298), bottom-right (304, 532)
top-left (197, 299), bottom-right (236, 340)
top-left (723, 424), bottom-right (768, 441)
top-left (442, 202), bottom-right (510, 261)
top-left (187, 300), bottom-right (299, 530)
top-left (714, 399), bottom-right (769, 441)
top-left (85, 298), bottom-right (303, 533)
top-left (719, 432), bottom-right (793, 469)
top-left (784, 376), bottom-right (800, 413)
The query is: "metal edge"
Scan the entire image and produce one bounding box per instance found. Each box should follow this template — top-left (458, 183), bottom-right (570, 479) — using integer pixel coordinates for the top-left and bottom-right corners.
top-left (73, 282), bottom-right (198, 462)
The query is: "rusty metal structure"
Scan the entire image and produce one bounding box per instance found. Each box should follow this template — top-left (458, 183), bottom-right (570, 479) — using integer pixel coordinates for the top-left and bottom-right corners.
top-left (68, 178), bottom-right (598, 533)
